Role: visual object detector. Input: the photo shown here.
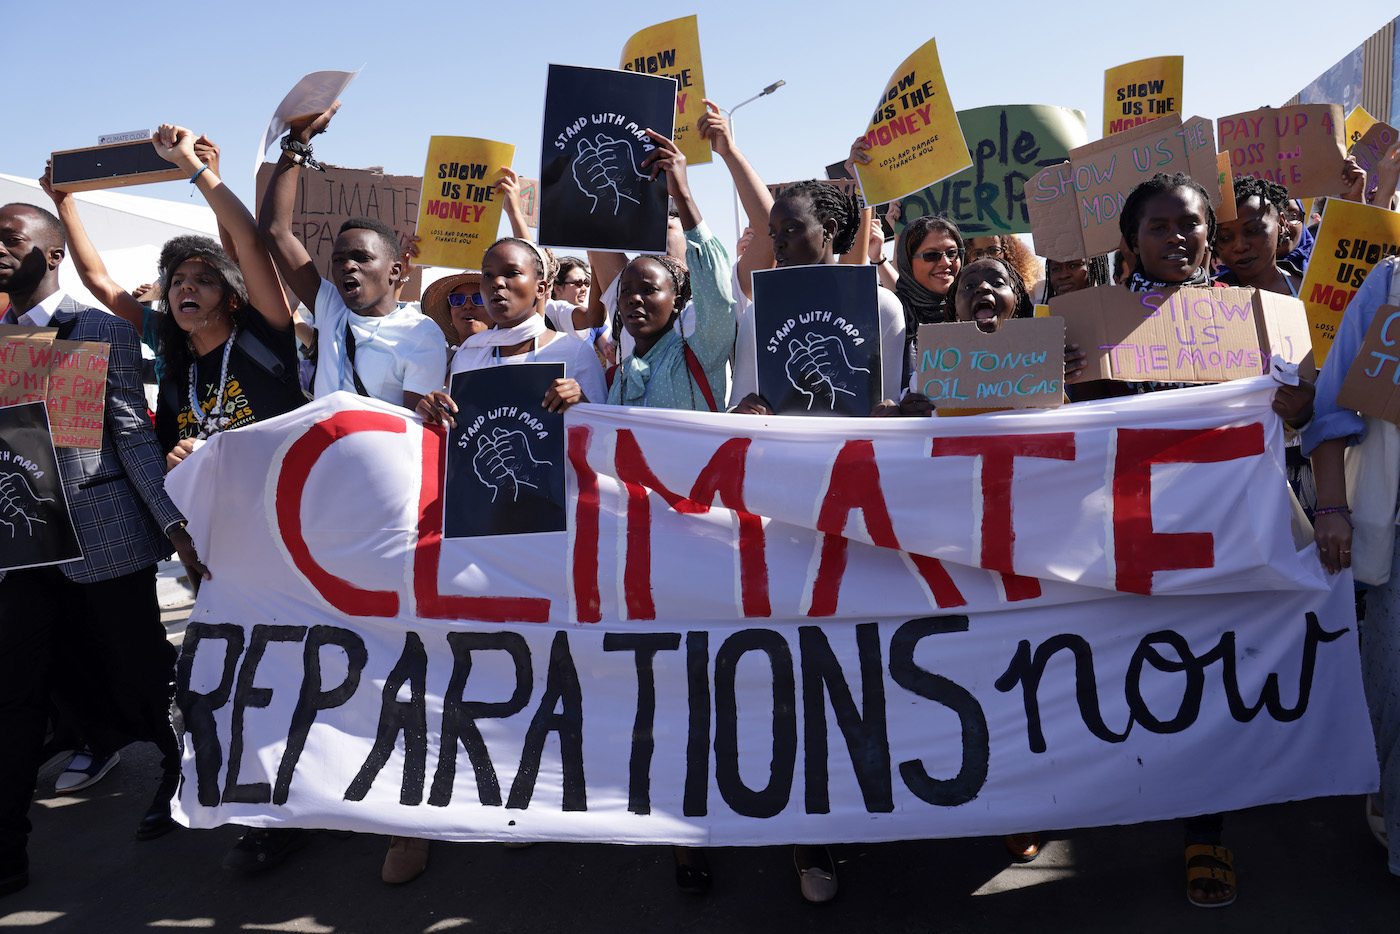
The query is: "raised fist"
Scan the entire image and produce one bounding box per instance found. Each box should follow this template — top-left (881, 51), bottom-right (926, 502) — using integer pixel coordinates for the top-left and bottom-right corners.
top-left (471, 427), bottom-right (550, 503)
top-left (0, 470), bottom-right (53, 538)
top-left (572, 135), bottom-right (645, 216)
top-left (784, 333), bottom-right (870, 411)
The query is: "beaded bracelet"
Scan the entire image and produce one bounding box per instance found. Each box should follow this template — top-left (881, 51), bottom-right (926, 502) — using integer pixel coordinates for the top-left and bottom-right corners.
top-left (1314, 505), bottom-right (1354, 527)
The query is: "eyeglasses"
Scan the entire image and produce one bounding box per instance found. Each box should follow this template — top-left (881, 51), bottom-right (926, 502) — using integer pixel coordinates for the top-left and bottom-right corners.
top-left (447, 292), bottom-right (483, 307)
top-left (966, 246), bottom-right (1003, 260)
top-left (912, 248), bottom-right (963, 264)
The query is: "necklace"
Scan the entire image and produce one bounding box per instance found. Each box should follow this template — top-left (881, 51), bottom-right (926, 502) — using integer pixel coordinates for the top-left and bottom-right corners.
top-left (188, 324), bottom-right (238, 440)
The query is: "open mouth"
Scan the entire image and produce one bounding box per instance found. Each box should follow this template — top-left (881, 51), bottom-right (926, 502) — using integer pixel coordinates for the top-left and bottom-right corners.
top-left (177, 298), bottom-right (201, 314)
top-left (972, 296), bottom-right (999, 332)
top-left (340, 277), bottom-right (361, 297)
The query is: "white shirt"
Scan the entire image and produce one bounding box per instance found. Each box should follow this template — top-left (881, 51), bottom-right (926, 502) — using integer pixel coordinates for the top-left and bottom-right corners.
top-left (449, 331), bottom-right (607, 404)
top-left (15, 290), bottom-right (67, 327)
top-left (310, 281), bottom-right (447, 406)
top-left (543, 298), bottom-right (593, 342)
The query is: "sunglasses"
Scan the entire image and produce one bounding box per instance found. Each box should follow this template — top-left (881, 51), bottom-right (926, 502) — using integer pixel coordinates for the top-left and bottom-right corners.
top-left (447, 292), bottom-right (484, 307)
top-left (913, 248), bottom-right (963, 264)
top-left (561, 277), bottom-right (591, 288)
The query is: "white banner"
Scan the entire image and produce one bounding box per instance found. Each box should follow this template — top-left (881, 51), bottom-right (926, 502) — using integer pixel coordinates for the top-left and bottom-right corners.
top-left (166, 383), bottom-right (1377, 844)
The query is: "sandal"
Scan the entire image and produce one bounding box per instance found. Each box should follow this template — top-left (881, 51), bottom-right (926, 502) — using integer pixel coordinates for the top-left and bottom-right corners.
top-left (1185, 843), bottom-right (1236, 908)
top-left (673, 846), bottom-right (711, 895)
top-left (1004, 832), bottom-right (1041, 863)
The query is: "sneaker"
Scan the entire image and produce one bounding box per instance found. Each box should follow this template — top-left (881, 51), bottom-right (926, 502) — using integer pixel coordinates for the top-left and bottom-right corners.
top-left (54, 748), bottom-right (120, 794)
top-left (222, 827), bottom-right (312, 873)
top-left (0, 855), bottom-right (28, 899)
top-left (794, 844), bottom-right (838, 903)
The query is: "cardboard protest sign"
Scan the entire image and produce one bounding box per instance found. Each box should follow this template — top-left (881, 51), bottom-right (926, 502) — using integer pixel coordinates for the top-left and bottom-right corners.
top-left (1349, 121), bottom-right (1398, 205)
top-left (1049, 284), bottom-right (1311, 383)
top-left (255, 162), bottom-right (423, 299)
top-left (1217, 105), bottom-right (1345, 198)
top-left (751, 265), bottom-right (881, 415)
top-left (518, 176), bottom-right (542, 229)
top-left (889, 105), bottom-right (1088, 237)
top-left (1103, 56), bottom-right (1183, 136)
top-left (915, 317), bottom-right (1065, 408)
top-left (1215, 151), bottom-right (1238, 223)
top-left (0, 327), bottom-right (109, 449)
top-left (0, 402), bottom-right (82, 571)
top-left (254, 69), bottom-right (360, 172)
top-left (443, 364), bottom-right (566, 539)
top-left (854, 37), bottom-right (969, 207)
top-left (1336, 305), bottom-right (1400, 424)
top-left (1299, 198), bottom-right (1400, 365)
top-left (539, 64), bottom-right (675, 254)
top-left (1346, 105), bottom-right (1379, 148)
top-left (48, 140), bottom-right (185, 193)
top-left (1026, 114), bottom-right (1220, 261)
top-left (621, 15), bottom-right (710, 166)
top-left (414, 137), bottom-right (515, 271)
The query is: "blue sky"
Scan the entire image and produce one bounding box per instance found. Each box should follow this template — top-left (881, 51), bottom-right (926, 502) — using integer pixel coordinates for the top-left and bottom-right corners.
top-left (4, 0), bottom-right (1395, 253)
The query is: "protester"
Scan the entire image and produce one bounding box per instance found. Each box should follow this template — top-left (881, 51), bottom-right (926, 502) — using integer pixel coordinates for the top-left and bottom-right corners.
top-left (964, 234), bottom-right (1042, 294)
top-left (1303, 254), bottom-right (1400, 883)
top-left (1039, 255), bottom-right (1110, 302)
top-left (421, 271), bottom-right (488, 351)
top-left (605, 132), bottom-right (734, 412)
top-left (258, 103), bottom-right (446, 410)
top-left (0, 201), bottom-right (206, 897)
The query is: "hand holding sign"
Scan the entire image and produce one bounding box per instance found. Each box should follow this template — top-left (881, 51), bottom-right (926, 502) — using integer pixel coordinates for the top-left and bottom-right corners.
top-left (785, 333), bottom-right (870, 410)
top-left (288, 100), bottom-right (341, 147)
top-left (472, 426), bottom-right (549, 503)
top-left (697, 100), bottom-right (733, 158)
top-left (572, 135), bottom-right (646, 216)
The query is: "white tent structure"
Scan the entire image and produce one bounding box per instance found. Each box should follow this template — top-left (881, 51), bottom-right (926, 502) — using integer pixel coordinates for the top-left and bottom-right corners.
top-left (0, 173), bottom-right (220, 308)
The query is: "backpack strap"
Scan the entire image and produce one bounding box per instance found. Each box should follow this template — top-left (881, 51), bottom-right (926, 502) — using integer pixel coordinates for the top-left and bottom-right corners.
top-left (343, 322), bottom-right (371, 397)
top-left (234, 326), bottom-right (292, 383)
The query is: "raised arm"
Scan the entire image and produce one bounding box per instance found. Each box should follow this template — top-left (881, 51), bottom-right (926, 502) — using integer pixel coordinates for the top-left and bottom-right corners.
top-left (155, 125), bottom-right (291, 329)
top-left (698, 100), bottom-right (773, 299)
top-left (495, 166), bottom-right (532, 241)
top-left (257, 102), bottom-right (340, 311)
top-left (38, 166), bottom-right (144, 330)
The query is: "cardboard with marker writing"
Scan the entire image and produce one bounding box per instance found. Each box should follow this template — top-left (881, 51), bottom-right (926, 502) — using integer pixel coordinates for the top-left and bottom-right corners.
top-left (0, 401), bottom-right (82, 571)
top-left (751, 265), bottom-right (881, 416)
top-left (620, 15), bottom-right (710, 166)
top-left (255, 163), bottom-right (424, 300)
top-left (0, 326), bottom-right (109, 449)
top-left (1349, 121), bottom-right (1399, 205)
top-left (518, 177), bottom-right (542, 229)
top-left (443, 363), bottom-right (566, 539)
top-left (1102, 56), bottom-right (1183, 137)
top-left (1298, 198), bottom-right (1400, 366)
top-left (1337, 304), bottom-right (1400, 424)
top-left (414, 137), bottom-right (515, 271)
top-left (1217, 104), bottom-right (1346, 199)
top-left (539, 64), bottom-right (675, 254)
top-left (1026, 114), bottom-right (1220, 261)
top-left (890, 105), bottom-right (1088, 238)
top-left (915, 317), bottom-right (1065, 409)
top-left (854, 36), bottom-right (970, 207)
top-left (1049, 284), bottom-right (1311, 383)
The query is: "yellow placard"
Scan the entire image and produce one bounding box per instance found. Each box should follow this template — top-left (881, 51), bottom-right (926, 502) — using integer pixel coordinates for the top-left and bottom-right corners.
top-left (854, 37), bottom-right (968, 207)
top-left (1299, 198), bottom-right (1400, 366)
top-left (414, 137), bottom-right (515, 271)
top-left (1033, 304), bottom-right (1050, 318)
top-left (1345, 105), bottom-right (1378, 147)
top-left (621, 15), bottom-right (710, 166)
top-left (1103, 56), bottom-right (1183, 136)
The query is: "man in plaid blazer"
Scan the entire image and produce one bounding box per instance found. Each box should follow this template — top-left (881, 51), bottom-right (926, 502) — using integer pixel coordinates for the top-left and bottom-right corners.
top-left (0, 202), bottom-right (208, 898)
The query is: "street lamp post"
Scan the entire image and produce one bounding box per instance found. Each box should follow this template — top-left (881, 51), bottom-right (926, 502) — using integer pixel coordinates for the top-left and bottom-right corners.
top-left (723, 80), bottom-right (785, 243)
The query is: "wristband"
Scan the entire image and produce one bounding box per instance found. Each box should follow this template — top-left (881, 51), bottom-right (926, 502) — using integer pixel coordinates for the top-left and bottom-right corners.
top-left (189, 164), bottom-right (209, 184)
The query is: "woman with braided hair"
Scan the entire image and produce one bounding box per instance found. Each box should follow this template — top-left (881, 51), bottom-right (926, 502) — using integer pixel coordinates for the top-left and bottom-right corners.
top-left (730, 179), bottom-right (907, 414)
top-left (604, 131), bottom-right (735, 411)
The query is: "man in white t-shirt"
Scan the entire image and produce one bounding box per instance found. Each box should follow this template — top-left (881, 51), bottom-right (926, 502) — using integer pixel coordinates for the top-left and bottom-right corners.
top-left (260, 108), bottom-right (445, 410)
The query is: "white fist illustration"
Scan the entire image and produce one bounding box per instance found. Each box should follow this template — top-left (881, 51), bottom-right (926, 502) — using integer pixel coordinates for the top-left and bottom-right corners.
top-left (572, 134), bottom-right (645, 216)
top-left (0, 470), bottom-right (53, 538)
top-left (472, 427), bottom-right (550, 503)
top-left (784, 334), bottom-right (870, 411)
